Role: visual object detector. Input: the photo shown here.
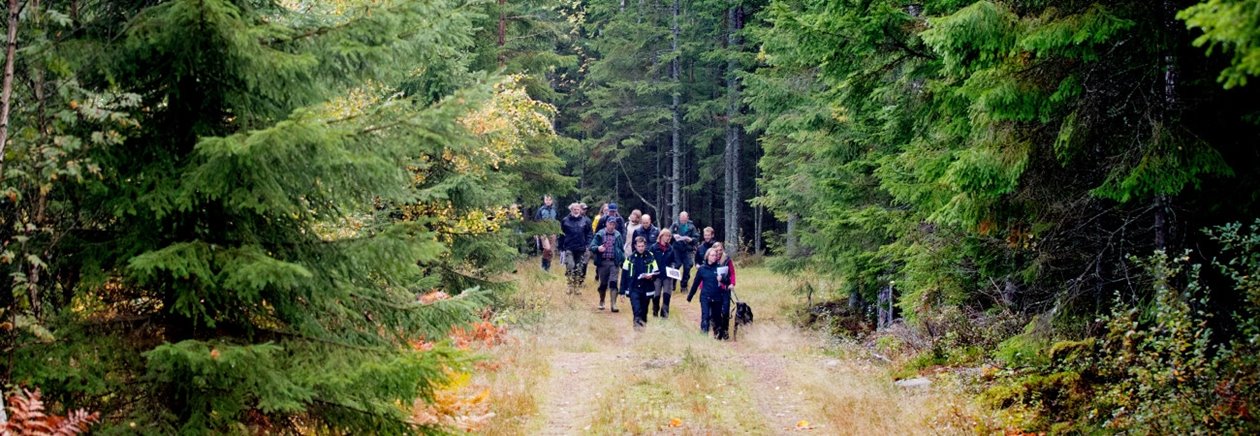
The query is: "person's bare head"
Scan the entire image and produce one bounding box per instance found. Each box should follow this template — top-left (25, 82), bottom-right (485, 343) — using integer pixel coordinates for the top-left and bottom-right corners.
top-left (634, 236), bottom-right (648, 253)
top-left (640, 214), bottom-right (652, 227)
top-left (629, 209), bottom-right (642, 224)
top-left (703, 227), bottom-right (715, 240)
top-left (600, 203), bottom-right (609, 215)
top-left (679, 211), bottom-right (690, 224)
top-left (658, 229), bottom-right (672, 245)
top-left (705, 248), bottom-right (721, 264)
top-left (543, 195), bottom-right (553, 206)
top-left (714, 242), bottom-right (725, 256)
top-left (569, 203), bottom-right (583, 216)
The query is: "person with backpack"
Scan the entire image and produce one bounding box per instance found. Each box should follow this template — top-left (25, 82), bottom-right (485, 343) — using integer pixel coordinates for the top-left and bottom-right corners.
top-left (621, 236), bottom-right (658, 330)
top-left (534, 195), bottom-right (558, 271)
top-left (650, 229), bottom-right (682, 318)
top-left (558, 202), bottom-right (593, 294)
top-left (687, 247), bottom-right (733, 340)
top-left (670, 211), bottom-right (700, 291)
top-left (588, 218), bottom-right (626, 312)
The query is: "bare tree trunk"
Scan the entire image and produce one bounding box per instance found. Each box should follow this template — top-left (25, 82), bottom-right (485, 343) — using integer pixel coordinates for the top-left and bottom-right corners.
top-left (669, 0), bottom-right (681, 228)
top-left (786, 213), bottom-right (799, 256)
top-left (497, 0), bottom-right (507, 67)
top-left (754, 163), bottom-right (763, 254)
top-left (722, 2), bottom-right (742, 251)
top-left (1155, 0), bottom-right (1179, 251)
top-left (0, 0), bottom-right (21, 172)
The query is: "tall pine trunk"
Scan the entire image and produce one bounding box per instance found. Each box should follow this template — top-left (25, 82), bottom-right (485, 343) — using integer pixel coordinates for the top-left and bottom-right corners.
top-left (0, 0), bottom-right (20, 172)
top-left (723, 2), bottom-right (742, 251)
top-left (497, 0), bottom-right (507, 66)
top-left (669, 0), bottom-right (681, 227)
top-left (1155, 0), bottom-right (1179, 251)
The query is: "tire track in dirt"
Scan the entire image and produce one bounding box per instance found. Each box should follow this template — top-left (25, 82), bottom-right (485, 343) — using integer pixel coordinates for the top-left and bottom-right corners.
top-left (536, 351), bottom-right (618, 435)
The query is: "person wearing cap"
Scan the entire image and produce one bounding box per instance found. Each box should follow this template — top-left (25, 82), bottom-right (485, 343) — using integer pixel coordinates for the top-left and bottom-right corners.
top-left (588, 218), bottom-right (626, 311)
top-left (557, 202), bottom-right (593, 294)
top-left (603, 202), bottom-right (626, 236)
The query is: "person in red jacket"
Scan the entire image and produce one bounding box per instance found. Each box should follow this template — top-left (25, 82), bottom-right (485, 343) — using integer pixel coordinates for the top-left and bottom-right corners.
top-left (712, 242), bottom-right (736, 290)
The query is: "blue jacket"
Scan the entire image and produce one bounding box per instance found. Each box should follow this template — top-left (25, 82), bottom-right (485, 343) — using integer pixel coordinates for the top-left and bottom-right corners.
top-left (650, 241), bottom-right (682, 270)
top-left (621, 250), bottom-right (658, 293)
top-left (534, 204), bottom-right (557, 221)
top-left (558, 214), bottom-right (593, 251)
top-left (588, 229), bottom-right (626, 264)
top-left (687, 261), bottom-right (732, 301)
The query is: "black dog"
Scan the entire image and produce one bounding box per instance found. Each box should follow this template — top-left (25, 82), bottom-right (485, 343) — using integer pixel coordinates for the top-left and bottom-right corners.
top-left (731, 301), bottom-right (753, 340)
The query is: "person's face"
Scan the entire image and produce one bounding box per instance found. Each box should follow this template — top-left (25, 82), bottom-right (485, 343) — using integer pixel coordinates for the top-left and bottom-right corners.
top-left (544, 197), bottom-right (553, 206)
top-left (679, 212), bottom-right (689, 224)
top-left (635, 240), bottom-right (647, 253)
top-left (641, 216), bottom-right (652, 227)
top-left (658, 233), bottom-right (670, 245)
top-left (707, 250), bottom-right (720, 264)
top-left (704, 229), bottom-right (714, 240)
top-left (606, 221), bottom-right (617, 233)
top-left (714, 243), bottom-right (725, 255)
top-left (570, 206), bottom-right (582, 216)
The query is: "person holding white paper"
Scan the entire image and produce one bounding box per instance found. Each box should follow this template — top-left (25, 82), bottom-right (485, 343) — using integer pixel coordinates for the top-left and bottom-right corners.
top-left (621, 236), bottom-right (659, 329)
top-left (687, 247), bottom-right (733, 339)
top-left (650, 229), bottom-right (683, 318)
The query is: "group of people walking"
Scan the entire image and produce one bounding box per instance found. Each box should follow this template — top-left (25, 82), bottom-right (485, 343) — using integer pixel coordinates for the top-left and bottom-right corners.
top-left (535, 196), bottom-right (738, 339)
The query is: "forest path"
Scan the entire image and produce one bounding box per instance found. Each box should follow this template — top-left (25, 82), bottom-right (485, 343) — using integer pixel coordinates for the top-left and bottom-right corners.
top-left (480, 264), bottom-right (972, 435)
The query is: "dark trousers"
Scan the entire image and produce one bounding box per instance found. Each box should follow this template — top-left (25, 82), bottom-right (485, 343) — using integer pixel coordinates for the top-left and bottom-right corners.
top-left (700, 294), bottom-right (731, 340)
top-left (629, 286), bottom-right (651, 329)
top-left (680, 255), bottom-right (695, 289)
top-left (651, 277), bottom-right (675, 318)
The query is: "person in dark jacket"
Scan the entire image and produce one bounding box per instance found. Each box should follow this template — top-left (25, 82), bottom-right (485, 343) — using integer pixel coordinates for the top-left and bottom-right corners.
top-left (588, 219), bottom-right (626, 312)
top-left (603, 203), bottom-right (626, 235)
top-left (633, 214), bottom-right (659, 247)
top-left (670, 211), bottom-right (700, 291)
top-left (695, 227), bottom-right (718, 266)
top-left (650, 229), bottom-right (682, 318)
top-left (535, 195), bottom-right (558, 271)
top-left (621, 236), bottom-right (658, 330)
top-left (558, 202), bottom-right (593, 294)
top-left (687, 247), bottom-right (733, 340)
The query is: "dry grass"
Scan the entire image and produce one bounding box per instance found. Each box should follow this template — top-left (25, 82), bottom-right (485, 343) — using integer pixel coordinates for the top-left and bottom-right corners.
top-left (474, 261), bottom-right (984, 435)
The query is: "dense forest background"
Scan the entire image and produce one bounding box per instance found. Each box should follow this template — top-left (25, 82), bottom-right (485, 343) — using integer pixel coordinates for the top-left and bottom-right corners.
top-left (2, 0), bottom-right (1260, 433)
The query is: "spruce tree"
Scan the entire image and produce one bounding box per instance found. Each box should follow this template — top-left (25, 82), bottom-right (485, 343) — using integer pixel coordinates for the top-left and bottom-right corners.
top-left (1, 0), bottom-right (576, 432)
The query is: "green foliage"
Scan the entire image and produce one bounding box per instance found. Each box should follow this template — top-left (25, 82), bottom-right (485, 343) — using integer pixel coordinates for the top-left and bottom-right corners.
top-left (1180, 0), bottom-right (1260, 88)
top-left (748, 0), bottom-right (1260, 353)
top-left (986, 223), bottom-right (1260, 433)
top-left (2, 0), bottom-right (574, 432)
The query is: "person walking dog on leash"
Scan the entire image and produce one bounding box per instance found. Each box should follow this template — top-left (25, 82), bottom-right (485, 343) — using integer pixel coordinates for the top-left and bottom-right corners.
top-left (687, 247), bottom-right (733, 340)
